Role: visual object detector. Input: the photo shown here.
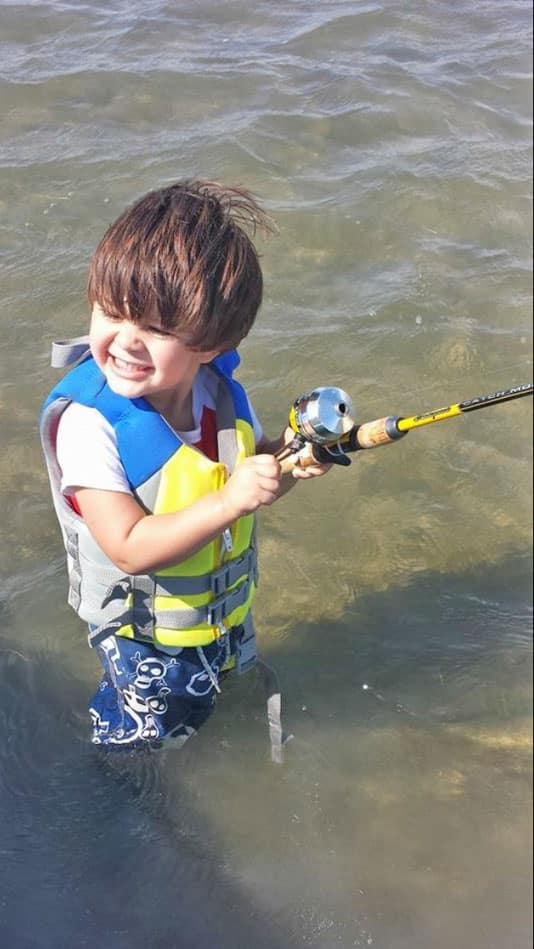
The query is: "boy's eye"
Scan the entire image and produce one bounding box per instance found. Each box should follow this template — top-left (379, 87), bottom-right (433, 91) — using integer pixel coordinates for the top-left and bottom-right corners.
top-left (147, 325), bottom-right (174, 338)
top-left (103, 312), bottom-right (123, 323)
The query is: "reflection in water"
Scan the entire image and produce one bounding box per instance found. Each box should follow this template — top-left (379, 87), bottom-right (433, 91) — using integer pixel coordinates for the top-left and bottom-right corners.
top-left (0, 645), bottom-right (303, 949)
top-left (0, 553), bottom-right (531, 948)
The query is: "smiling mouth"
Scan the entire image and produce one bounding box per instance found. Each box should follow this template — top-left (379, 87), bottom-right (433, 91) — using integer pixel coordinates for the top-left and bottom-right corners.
top-left (110, 355), bottom-right (151, 375)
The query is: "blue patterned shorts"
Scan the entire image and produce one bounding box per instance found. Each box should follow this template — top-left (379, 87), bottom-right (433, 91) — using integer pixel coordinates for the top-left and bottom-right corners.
top-left (89, 634), bottom-right (225, 749)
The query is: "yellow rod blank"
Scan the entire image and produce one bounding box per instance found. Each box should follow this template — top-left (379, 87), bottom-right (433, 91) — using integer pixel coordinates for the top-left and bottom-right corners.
top-left (396, 403), bottom-right (463, 432)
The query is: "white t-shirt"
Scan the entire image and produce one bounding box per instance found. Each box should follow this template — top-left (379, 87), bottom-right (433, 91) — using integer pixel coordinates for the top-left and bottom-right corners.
top-left (56, 365), bottom-right (263, 497)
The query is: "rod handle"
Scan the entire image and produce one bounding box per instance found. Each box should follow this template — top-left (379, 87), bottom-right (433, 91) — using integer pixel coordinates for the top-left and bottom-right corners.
top-left (350, 416), bottom-right (406, 449)
top-left (278, 416), bottom-right (406, 472)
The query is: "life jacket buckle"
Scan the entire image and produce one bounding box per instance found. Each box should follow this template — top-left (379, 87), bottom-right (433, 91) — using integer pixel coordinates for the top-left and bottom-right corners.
top-left (210, 547), bottom-right (254, 597)
top-left (207, 577), bottom-right (250, 627)
top-left (207, 593), bottom-right (227, 627)
top-left (210, 562), bottom-right (233, 597)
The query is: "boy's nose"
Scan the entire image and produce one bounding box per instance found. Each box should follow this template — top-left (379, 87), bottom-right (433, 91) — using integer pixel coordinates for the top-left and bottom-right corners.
top-left (114, 320), bottom-right (144, 349)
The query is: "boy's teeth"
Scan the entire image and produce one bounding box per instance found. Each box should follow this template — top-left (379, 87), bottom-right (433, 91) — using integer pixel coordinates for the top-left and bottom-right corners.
top-left (114, 357), bottom-right (144, 370)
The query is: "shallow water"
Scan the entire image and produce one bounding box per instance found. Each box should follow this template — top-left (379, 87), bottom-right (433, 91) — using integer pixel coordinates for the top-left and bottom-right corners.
top-left (0, 1), bottom-right (532, 947)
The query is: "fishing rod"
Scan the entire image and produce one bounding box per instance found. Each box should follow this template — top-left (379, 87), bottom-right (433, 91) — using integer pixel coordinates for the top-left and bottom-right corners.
top-left (276, 382), bottom-right (533, 473)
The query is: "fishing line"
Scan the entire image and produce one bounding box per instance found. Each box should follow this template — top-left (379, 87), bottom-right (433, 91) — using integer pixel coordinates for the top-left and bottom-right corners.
top-left (351, 357), bottom-right (533, 421)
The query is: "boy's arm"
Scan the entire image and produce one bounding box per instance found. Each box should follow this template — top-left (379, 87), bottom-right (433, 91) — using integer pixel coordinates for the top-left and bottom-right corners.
top-left (74, 453), bottom-right (281, 575)
top-left (73, 422), bottom-right (331, 574)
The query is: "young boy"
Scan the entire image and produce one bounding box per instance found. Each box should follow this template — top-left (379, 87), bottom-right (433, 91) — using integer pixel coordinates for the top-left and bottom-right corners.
top-left (40, 180), bottom-right (330, 752)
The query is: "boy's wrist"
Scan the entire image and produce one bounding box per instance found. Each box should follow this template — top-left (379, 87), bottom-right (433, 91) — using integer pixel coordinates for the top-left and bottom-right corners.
top-left (215, 485), bottom-right (242, 525)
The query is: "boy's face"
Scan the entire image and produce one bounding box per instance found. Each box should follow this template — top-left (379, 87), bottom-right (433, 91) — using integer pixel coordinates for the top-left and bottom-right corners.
top-left (89, 303), bottom-right (218, 404)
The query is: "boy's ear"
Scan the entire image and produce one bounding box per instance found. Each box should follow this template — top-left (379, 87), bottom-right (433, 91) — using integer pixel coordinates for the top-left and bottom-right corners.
top-left (198, 349), bottom-right (221, 364)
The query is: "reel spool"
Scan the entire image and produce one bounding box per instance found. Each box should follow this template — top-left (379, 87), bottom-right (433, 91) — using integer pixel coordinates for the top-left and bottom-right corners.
top-left (288, 386), bottom-right (355, 444)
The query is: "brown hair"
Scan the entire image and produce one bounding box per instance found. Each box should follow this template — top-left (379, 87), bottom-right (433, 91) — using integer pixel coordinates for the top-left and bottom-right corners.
top-left (87, 180), bottom-right (274, 351)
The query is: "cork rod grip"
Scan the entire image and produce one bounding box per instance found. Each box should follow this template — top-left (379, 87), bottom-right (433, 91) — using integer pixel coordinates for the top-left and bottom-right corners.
top-left (352, 416), bottom-right (405, 449)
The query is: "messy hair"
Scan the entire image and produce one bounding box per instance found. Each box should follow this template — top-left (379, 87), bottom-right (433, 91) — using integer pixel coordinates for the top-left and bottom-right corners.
top-left (87, 180), bottom-right (275, 351)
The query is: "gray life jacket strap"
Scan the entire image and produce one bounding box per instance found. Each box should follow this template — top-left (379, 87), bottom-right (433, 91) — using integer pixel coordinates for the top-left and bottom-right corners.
top-left (81, 532), bottom-right (255, 600)
top-left (130, 575), bottom-right (156, 640)
top-left (216, 375), bottom-right (240, 473)
top-left (225, 615), bottom-right (285, 761)
top-left (64, 526), bottom-right (82, 611)
top-left (86, 573), bottom-right (256, 646)
top-left (51, 335), bottom-right (91, 368)
top-left (79, 534), bottom-right (257, 626)
top-left (87, 621), bottom-right (124, 648)
top-left (232, 612), bottom-right (257, 674)
top-left (256, 660), bottom-right (287, 765)
top-left (150, 542), bottom-right (257, 597)
top-left (150, 574), bottom-right (254, 630)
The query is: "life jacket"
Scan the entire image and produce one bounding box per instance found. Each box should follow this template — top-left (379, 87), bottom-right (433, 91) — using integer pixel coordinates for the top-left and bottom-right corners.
top-left (39, 346), bottom-right (258, 658)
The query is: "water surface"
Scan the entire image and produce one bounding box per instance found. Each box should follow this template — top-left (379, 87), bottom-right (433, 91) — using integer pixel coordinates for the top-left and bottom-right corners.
top-left (0, 1), bottom-right (532, 946)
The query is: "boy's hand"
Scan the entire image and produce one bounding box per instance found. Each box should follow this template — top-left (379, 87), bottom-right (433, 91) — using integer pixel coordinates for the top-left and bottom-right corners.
top-left (276, 428), bottom-right (332, 479)
top-left (288, 441), bottom-right (333, 479)
top-left (221, 455), bottom-right (282, 517)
